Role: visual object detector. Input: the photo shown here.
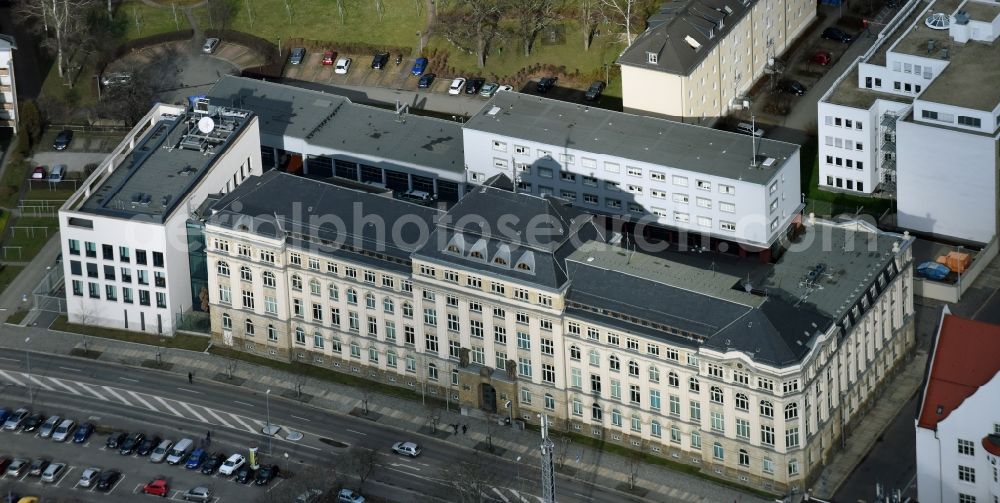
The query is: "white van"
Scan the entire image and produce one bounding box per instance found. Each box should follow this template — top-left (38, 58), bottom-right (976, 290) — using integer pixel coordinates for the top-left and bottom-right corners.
top-left (49, 164), bottom-right (65, 183)
top-left (735, 122), bottom-right (764, 137)
top-left (166, 438), bottom-right (194, 465)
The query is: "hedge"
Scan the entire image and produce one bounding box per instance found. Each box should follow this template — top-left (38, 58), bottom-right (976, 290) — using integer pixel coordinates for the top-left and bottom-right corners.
top-left (205, 29), bottom-right (282, 79)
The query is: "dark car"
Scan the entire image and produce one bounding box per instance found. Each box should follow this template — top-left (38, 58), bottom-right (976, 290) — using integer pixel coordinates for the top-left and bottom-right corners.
top-left (120, 432), bottom-right (145, 455)
top-left (536, 76), bottom-right (558, 93)
top-left (254, 464), bottom-right (279, 486)
top-left (289, 47), bottom-right (306, 65)
top-left (0, 457), bottom-right (11, 473)
top-left (53, 129), bottom-right (73, 150)
top-left (0, 409), bottom-right (9, 424)
top-left (371, 52), bottom-right (389, 69)
top-left (200, 452), bottom-right (225, 475)
top-left (22, 413), bottom-right (45, 432)
top-left (417, 73), bottom-right (436, 88)
top-left (778, 79), bottom-right (807, 96)
top-left (234, 465), bottom-right (255, 484)
top-left (137, 435), bottom-right (161, 456)
top-left (585, 80), bottom-right (606, 101)
top-left (464, 77), bottom-right (485, 95)
top-left (27, 458), bottom-right (50, 477)
top-left (72, 422), bottom-right (95, 443)
top-left (822, 26), bottom-right (853, 43)
top-left (411, 57), bottom-right (428, 76)
top-left (105, 432), bottom-right (127, 449)
top-left (96, 470), bottom-right (121, 491)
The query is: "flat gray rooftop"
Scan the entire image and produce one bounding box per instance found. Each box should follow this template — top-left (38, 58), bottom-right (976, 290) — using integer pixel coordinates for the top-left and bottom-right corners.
top-left (465, 92), bottom-right (799, 185)
top-left (78, 108), bottom-right (253, 222)
top-left (825, 66), bottom-right (913, 109)
top-left (207, 76), bottom-right (465, 174)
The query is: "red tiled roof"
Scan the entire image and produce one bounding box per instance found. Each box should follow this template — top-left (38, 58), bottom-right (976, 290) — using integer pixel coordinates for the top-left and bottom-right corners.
top-left (983, 435), bottom-right (1000, 457)
top-left (917, 313), bottom-right (1000, 430)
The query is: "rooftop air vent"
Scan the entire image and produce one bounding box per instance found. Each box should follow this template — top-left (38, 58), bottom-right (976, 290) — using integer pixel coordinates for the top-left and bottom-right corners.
top-left (487, 106), bottom-right (502, 116)
top-left (924, 12), bottom-right (949, 30)
top-left (954, 10), bottom-right (969, 25)
top-left (684, 35), bottom-right (702, 50)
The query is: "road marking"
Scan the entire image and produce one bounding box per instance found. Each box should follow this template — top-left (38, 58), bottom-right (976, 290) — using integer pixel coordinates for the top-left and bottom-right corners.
top-left (204, 408), bottom-right (234, 428)
top-left (27, 374), bottom-right (55, 391)
top-left (101, 386), bottom-right (132, 406)
top-left (346, 429), bottom-right (367, 436)
top-left (0, 356), bottom-right (20, 362)
top-left (77, 382), bottom-right (106, 400)
top-left (228, 414), bottom-right (257, 433)
top-left (58, 366), bottom-right (82, 372)
top-left (491, 488), bottom-right (511, 502)
top-left (47, 377), bottom-right (82, 395)
top-left (177, 387), bottom-right (202, 395)
top-left (0, 369), bottom-right (25, 386)
top-left (118, 377), bottom-right (138, 383)
top-left (233, 400), bottom-right (254, 407)
top-left (290, 414), bottom-right (311, 422)
top-left (572, 492), bottom-right (594, 500)
top-left (390, 462), bottom-right (420, 471)
top-left (125, 390), bottom-right (158, 411)
top-left (179, 402), bottom-right (207, 422)
top-left (153, 396), bottom-right (183, 417)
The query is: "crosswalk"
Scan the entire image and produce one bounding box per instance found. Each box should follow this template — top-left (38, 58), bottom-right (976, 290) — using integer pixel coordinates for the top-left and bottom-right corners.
top-left (488, 487), bottom-right (544, 503)
top-left (0, 369), bottom-right (272, 436)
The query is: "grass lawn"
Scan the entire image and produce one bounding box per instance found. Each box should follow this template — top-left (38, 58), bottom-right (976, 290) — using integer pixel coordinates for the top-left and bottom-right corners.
top-left (22, 186), bottom-right (77, 203)
top-left (800, 138), bottom-right (892, 218)
top-left (122, 1), bottom-right (189, 39)
top-left (0, 210), bottom-right (9, 240)
top-left (5, 309), bottom-right (29, 325)
top-left (39, 57), bottom-right (100, 110)
top-left (0, 161), bottom-right (28, 209)
top-left (0, 265), bottom-right (24, 293)
top-left (4, 217), bottom-right (59, 260)
top-left (50, 315), bottom-right (212, 351)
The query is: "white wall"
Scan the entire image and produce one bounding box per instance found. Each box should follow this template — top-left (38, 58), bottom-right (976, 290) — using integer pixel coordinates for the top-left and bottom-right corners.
top-left (896, 119), bottom-right (998, 242)
top-left (0, 41), bottom-right (17, 132)
top-left (818, 103), bottom-right (879, 194)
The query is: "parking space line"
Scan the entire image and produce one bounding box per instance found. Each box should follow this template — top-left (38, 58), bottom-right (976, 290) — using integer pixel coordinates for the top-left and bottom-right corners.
top-left (266, 478), bottom-right (283, 492)
top-left (77, 382), bottom-right (107, 400)
top-left (126, 390), bottom-right (159, 411)
top-left (47, 376), bottom-right (83, 395)
top-left (52, 465), bottom-right (75, 487)
top-left (107, 473), bottom-right (126, 494)
top-left (228, 414), bottom-right (257, 433)
top-left (101, 385), bottom-right (132, 406)
top-left (204, 408), bottom-right (234, 428)
top-left (179, 402), bottom-right (207, 422)
top-left (154, 396), bottom-right (183, 417)
top-left (0, 369), bottom-right (25, 386)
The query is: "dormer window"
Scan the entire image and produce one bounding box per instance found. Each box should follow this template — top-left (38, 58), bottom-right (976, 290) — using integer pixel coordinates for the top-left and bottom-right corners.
top-left (469, 239), bottom-right (488, 261)
top-left (470, 251), bottom-right (485, 259)
top-left (516, 262), bottom-right (531, 271)
top-left (447, 245), bottom-right (461, 253)
top-left (494, 257), bottom-right (508, 266)
top-left (646, 52), bottom-right (658, 64)
top-left (493, 244), bottom-right (511, 268)
top-left (514, 251), bottom-right (536, 275)
top-left (445, 234), bottom-right (466, 255)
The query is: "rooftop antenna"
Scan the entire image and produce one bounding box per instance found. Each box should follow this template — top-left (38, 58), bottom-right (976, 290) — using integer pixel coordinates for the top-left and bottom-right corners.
top-left (749, 114), bottom-right (758, 168)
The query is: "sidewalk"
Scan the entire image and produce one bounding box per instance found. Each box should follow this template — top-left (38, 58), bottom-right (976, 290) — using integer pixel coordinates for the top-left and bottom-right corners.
top-left (0, 325), bottom-right (769, 503)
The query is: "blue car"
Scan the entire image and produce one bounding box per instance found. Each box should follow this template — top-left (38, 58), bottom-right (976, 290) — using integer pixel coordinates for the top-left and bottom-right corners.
top-left (411, 57), bottom-right (428, 76)
top-left (0, 408), bottom-right (10, 424)
top-left (185, 448), bottom-right (206, 470)
top-left (73, 422), bottom-right (95, 443)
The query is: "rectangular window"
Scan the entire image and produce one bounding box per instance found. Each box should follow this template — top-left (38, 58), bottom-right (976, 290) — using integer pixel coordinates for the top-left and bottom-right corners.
top-left (958, 439), bottom-right (975, 456)
top-left (672, 176), bottom-right (688, 187)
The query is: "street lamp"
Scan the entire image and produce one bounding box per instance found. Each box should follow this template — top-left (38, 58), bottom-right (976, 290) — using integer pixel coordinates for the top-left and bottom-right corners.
top-left (265, 389), bottom-right (272, 455)
top-left (515, 455), bottom-right (523, 494)
top-left (24, 337), bottom-right (32, 405)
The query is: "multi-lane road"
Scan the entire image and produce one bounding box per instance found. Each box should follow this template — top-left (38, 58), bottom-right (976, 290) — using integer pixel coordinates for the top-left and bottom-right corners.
top-left (0, 348), bottom-right (646, 503)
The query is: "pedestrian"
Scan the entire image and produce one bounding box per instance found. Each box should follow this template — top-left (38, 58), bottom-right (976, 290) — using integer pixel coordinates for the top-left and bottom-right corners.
top-left (206, 430), bottom-right (211, 440)
top-left (452, 423), bottom-right (459, 435)
top-left (462, 424), bottom-right (468, 435)
top-left (188, 372), bottom-right (193, 384)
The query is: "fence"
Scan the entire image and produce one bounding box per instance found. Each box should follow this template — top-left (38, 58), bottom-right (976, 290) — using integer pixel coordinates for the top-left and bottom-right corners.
top-left (18, 200), bottom-right (64, 216)
top-left (32, 265), bottom-right (66, 314)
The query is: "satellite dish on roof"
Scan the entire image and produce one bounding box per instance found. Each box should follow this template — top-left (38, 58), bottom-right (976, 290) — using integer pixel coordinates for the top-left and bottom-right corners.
top-left (197, 116), bottom-right (215, 134)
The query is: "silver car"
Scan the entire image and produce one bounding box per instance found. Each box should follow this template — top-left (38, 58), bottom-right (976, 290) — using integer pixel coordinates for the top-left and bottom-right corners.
top-left (182, 486), bottom-right (213, 502)
top-left (202, 38), bottom-right (220, 54)
top-left (41, 462), bottom-right (66, 483)
top-left (78, 467), bottom-right (100, 488)
top-left (38, 415), bottom-right (61, 438)
top-left (3, 408), bottom-right (29, 430)
top-left (51, 418), bottom-right (75, 442)
top-left (150, 439), bottom-right (173, 463)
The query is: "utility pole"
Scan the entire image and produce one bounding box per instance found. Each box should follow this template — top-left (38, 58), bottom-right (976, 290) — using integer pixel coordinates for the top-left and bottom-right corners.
top-left (539, 414), bottom-right (556, 503)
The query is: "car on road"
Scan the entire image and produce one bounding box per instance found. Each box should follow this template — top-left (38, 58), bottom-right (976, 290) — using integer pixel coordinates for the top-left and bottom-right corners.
top-left (185, 448), bottom-right (206, 469)
top-left (448, 77), bottom-right (466, 95)
top-left (391, 441), bottom-right (421, 457)
top-left (137, 435), bottom-right (161, 456)
top-left (202, 38), bottom-right (220, 54)
top-left (6, 459), bottom-right (28, 478)
top-left (0, 457), bottom-right (11, 473)
top-left (105, 432), bottom-right (127, 449)
top-left (234, 465), bottom-right (255, 484)
top-left (822, 26), bottom-right (853, 43)
top-left (536, 76), bottom-right (557, 93)
top-left (464, 77), bottom-right (485, 95)
top-left (182, 486), bottom-right (213, 502)
top-left (200, 452), bottom-right (225, 475)
top-left (78, 467), bottom-right (100, 488)
top-left (497, 84), bottom-right (514, 92)
top-left (27, 459), bottom-right (49, 477)
top-left (417, 73), bottom-right (436, 88)
top-left (254, 464), bottom-right (279, 486)
top-left (411, 57), bottom-right (428, 76)
top-left (150, 439), bottom-right (173, 463)
top-left (3, 408), bottom-right (29, 430)
top-left (778, 79), bottom-right (807, 96)
top-left (40, 463), bottom-right (65, 483)
top-left (120, 432), bottom-right (146, 455)
top-left (218, 453), bottom-right (245, 476)
top-left (322, 51), bottom-right (335, 65)
top-left (479, 82), bottom-right (499, 97)
top-left (371, 52), bottom-right (389, 69)
top-left (53, 129), bottom-right (73, 151)
top-left (73, 422), bottom-right (94, 443)
top-left (811, 50), bottom-right (832, 65)
top-left (338, 488), bottom-right (366, 503)
top-left (96, 470), bottom-right (121, 491)
top-left (22, 413), bottom-right (44, 432)
top-left (335, 58), bottom-right (352, 75)
top-left (143, 478), bottom-right (169, 496)
top-left (38, 416), bottom-right (60, 438)
top-left (585, 80), bottom-right (606, 101)
top-left (290, 47), bottom-right (306, 65)
top-left (31, 166), bottom-right (46, 180)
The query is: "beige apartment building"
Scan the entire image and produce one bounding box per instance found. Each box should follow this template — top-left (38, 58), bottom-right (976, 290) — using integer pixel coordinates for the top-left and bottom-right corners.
top-left (0, 34), bottom-right (17, 133)
top-left (204, 171), bottom-right (915, 494)
top-left (618, 0), bottom-right (815, 123)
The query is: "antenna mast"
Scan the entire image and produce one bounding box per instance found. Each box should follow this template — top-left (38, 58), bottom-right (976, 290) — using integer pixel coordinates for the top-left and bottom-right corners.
top-left (750, 114), bottom-right (757, 168)
top-left (539, 414), bottom-right (556, 503)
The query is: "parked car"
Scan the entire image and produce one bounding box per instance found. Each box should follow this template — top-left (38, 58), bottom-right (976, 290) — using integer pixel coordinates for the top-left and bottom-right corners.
top-left (370, 52), bottom-right (389, 69)
top-left (322, 51), bottom-right (335, 65)
top-left (53, 130), bottom-right (73, 150)
top-left (255, 464), bottom-right (279, 486)
top-left (27, 459), bottom-right (49, 477)
top-left (95, 470), bottom-right (121, 491)
top-left (417, 73), bottom-right (436, 88)
top-left (479, 82), bottom-right (499, 97)
top-left (49, 164), bottom-right (65, 183)
top-left (822, 26), bottom-right (853, 43)
top-left (497, 84), bottom-right (514, 92)
top-left (143, 478), bottom-right (169, 496)
top-left (536, 76), bottom-right (557, 93)
top-left (105, 432), bottom-right (127, 449)
top-left (38, 416), bottom-right (60, 438)
top-left (51, 419), bottom-right (75, 442)
top-left (201, 38), bottom-right (220, 54)
top-left (3, 408), bottom-right (29, 431)
top-left (391, 441), bottom-right (421, 457)
top-left (290, 47), bottom-right (306, 64)
top-left (31, 166), bottom-right (46, 180)
top-left (78, 467), bottom-right (100, 488)
top-left (584, 80), bottom-right (606, 101)
top-left (166, 438), bottom-right (194, 465)
top-left (735, 122), bottom-right (764, 137)
top-left (218, 453), bottom-right (245, 476)
top-left (234, 465), bottom-right (255, 484)
top-left (120, 432), bottom-right (145, 455)
top-left (150, 439), bottom-right (173, 463)
top-left (40, 463), bottom-right (65, 483)
top-left (6, 459), bottom-right (29, 478)
top-left (811, 50), bottom-right (832, 65)
top-left (72, 423), bottom-right (94, 443)
top-left (182, 487), bottom-right (213, 502)
top-left (411, 57), bottom-right (428, 76)
top-left (100, 71), bottom-right (131, 87)
top-left (185, 448), bottom-right (207, 470)
top-left (448, 77), bottom-right (466, 95)
top-left (295, 489), bottom-right (324, 503)
top-left (200, 452), bottom-right (225, 475)
top-left (464, 77), bottom-right (485, 95)
top-left (21, 413), bottom-right (44, 432)
top-left (137, 435), bottom-right (161, 456)
top-left (338, 488), bottom-right (366, 503)
top-left (335, 58), bottom-right (352, 75)
top-left (778, 79), bottom-right (807, 96)
top-left (0, 457), bottom-right (11, 473)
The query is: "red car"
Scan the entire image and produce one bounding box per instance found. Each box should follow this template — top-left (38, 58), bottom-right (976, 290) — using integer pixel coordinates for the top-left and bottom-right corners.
top-left (322, 51), bottom-right (335, 65)
top-left (31, 166), bottom-right (46, 179)
top-left (812, 50), bottom-right (832, 66)
top-left (142, 478), bottom-right (169, 496)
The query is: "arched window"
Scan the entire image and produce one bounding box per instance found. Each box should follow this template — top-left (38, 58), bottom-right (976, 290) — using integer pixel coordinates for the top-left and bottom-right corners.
top-left (516, 262), bottom-right (532, 271)
top-left (651, 420), bottom-right (662, 438)
top-left (760, 400), bottom-right (774, 418)
top-left (310, 279), bottom-right (321, 296)
top-left (221, 313), bottom-right (232, 330)
top-left (312, 330), bottom-right (324, 349)
top-left (784, 402), bottom-right (799, 420)
top-left (217, 261), bottom-right (230, 276)
top-left (611, 409), bottom-right (622, 427)
top-left (689, 377), bottom-right (700, 393)
top-left (470, 250), bottom-right (484, 259)
top-left (493, 256), bottom-right (508, 266)
top-left (446, 244), bottom-right (461, 253)
top-left (346, 289), bottom-right (358, 304)
top-left (294, 327), bottom-right (305, 344)
top-left (291, 274), bottom-right (302, 291)
top-left (569, 345), bottom-right (581, 361)
top-left (267, 324), bottom-right (277, 341)
top-left (331, 336), bottom-right (342, 352)
top-left (630, 415), bottom-right (641, 432)
top-left (328, 283), bottom-right (339, 300)
top-left (710, 386), bottom-right (724, 404)
top-left (427, 363), bottom-right (439, 381)
top-left (244, 318), bottom-right (254, 336)
top-left (365, 293), bottom-right (376, 309)
top-left (609, 355), bottom-right (621, 372)
top-left (262, 271), bottom-right (276, 288)
top-left (735, 393), bottom-right (749, 411)
top-left (648, 365), bottom-right (660, 383)
top-left (383, 298), bottom-right (395, 314)
top-left (668, 371), bottom-right (679, 387)
top-left (738, 449), bottom-right (750, 467)
top-left (591, 403), bottom-right (602, 421)
top-left (402, 302), bottom-right (413, 318)
top-left (240, 266), bottom-right (252, 281)
top-left (628, 360), bottom-right (639, 377)
top-left (713, 442), bottom-right (724, 460)
top-left (589, 350), bottom-right (600, 366)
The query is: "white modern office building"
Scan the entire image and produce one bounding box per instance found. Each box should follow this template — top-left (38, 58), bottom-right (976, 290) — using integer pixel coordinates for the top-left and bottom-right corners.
top-left (58, 101), bottom-right (261, 334)
top-left (0, 34), bottom-right (17, 133)
top-left (463, 92), bottom-right (803, 253)
top-left (916, 306), bottom-right (1000, 503)
top-left (817, 0), bottom-right (1000, 243)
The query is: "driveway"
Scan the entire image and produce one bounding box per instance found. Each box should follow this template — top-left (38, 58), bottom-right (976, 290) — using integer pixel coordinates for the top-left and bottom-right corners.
top-left (106, 41), bottom-right (245, 106)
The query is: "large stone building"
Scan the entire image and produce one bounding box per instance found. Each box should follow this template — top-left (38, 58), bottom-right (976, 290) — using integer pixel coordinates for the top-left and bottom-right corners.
top-left (203, 170), bottom-right (915, 493)
top-left (0, 34), bottom-right (17, 133)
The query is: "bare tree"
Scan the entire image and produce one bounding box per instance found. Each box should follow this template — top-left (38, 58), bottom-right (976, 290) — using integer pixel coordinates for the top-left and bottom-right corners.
top-left (294, 370), bottom-right (308, 397)
top-left (206, 0), bottom-right (237, 29)
top-left (438, 0), bottom-right (509, 68)
top-left (244, 0), bottom-right (255, 29)
top-left (625, 441), bottom-right (645, 490)
top-left (554, 433), bottom-right (571, 468)
top-left (600, 0), bottom-right (638, 45)
top-left (373, 0), bottom-right (384, 21)
top-left (281, 0), bottom-right (292, 23)
top-left (16, 0), bottom-right (97, 81)
top-left (579, 0), bottom-right (605, 50)
top-left (484, 413), bottom-right (498, 453)
top-left (442, 451), bottom-right (501, 503)
top-left (343, 447), bottom-right (378, 493)
top-left (224, 357), bottom-right (238, 379)
top-left (253, 466), bottom-right (333, 503)
top-left (515, 0), bottom-right (559, 56)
